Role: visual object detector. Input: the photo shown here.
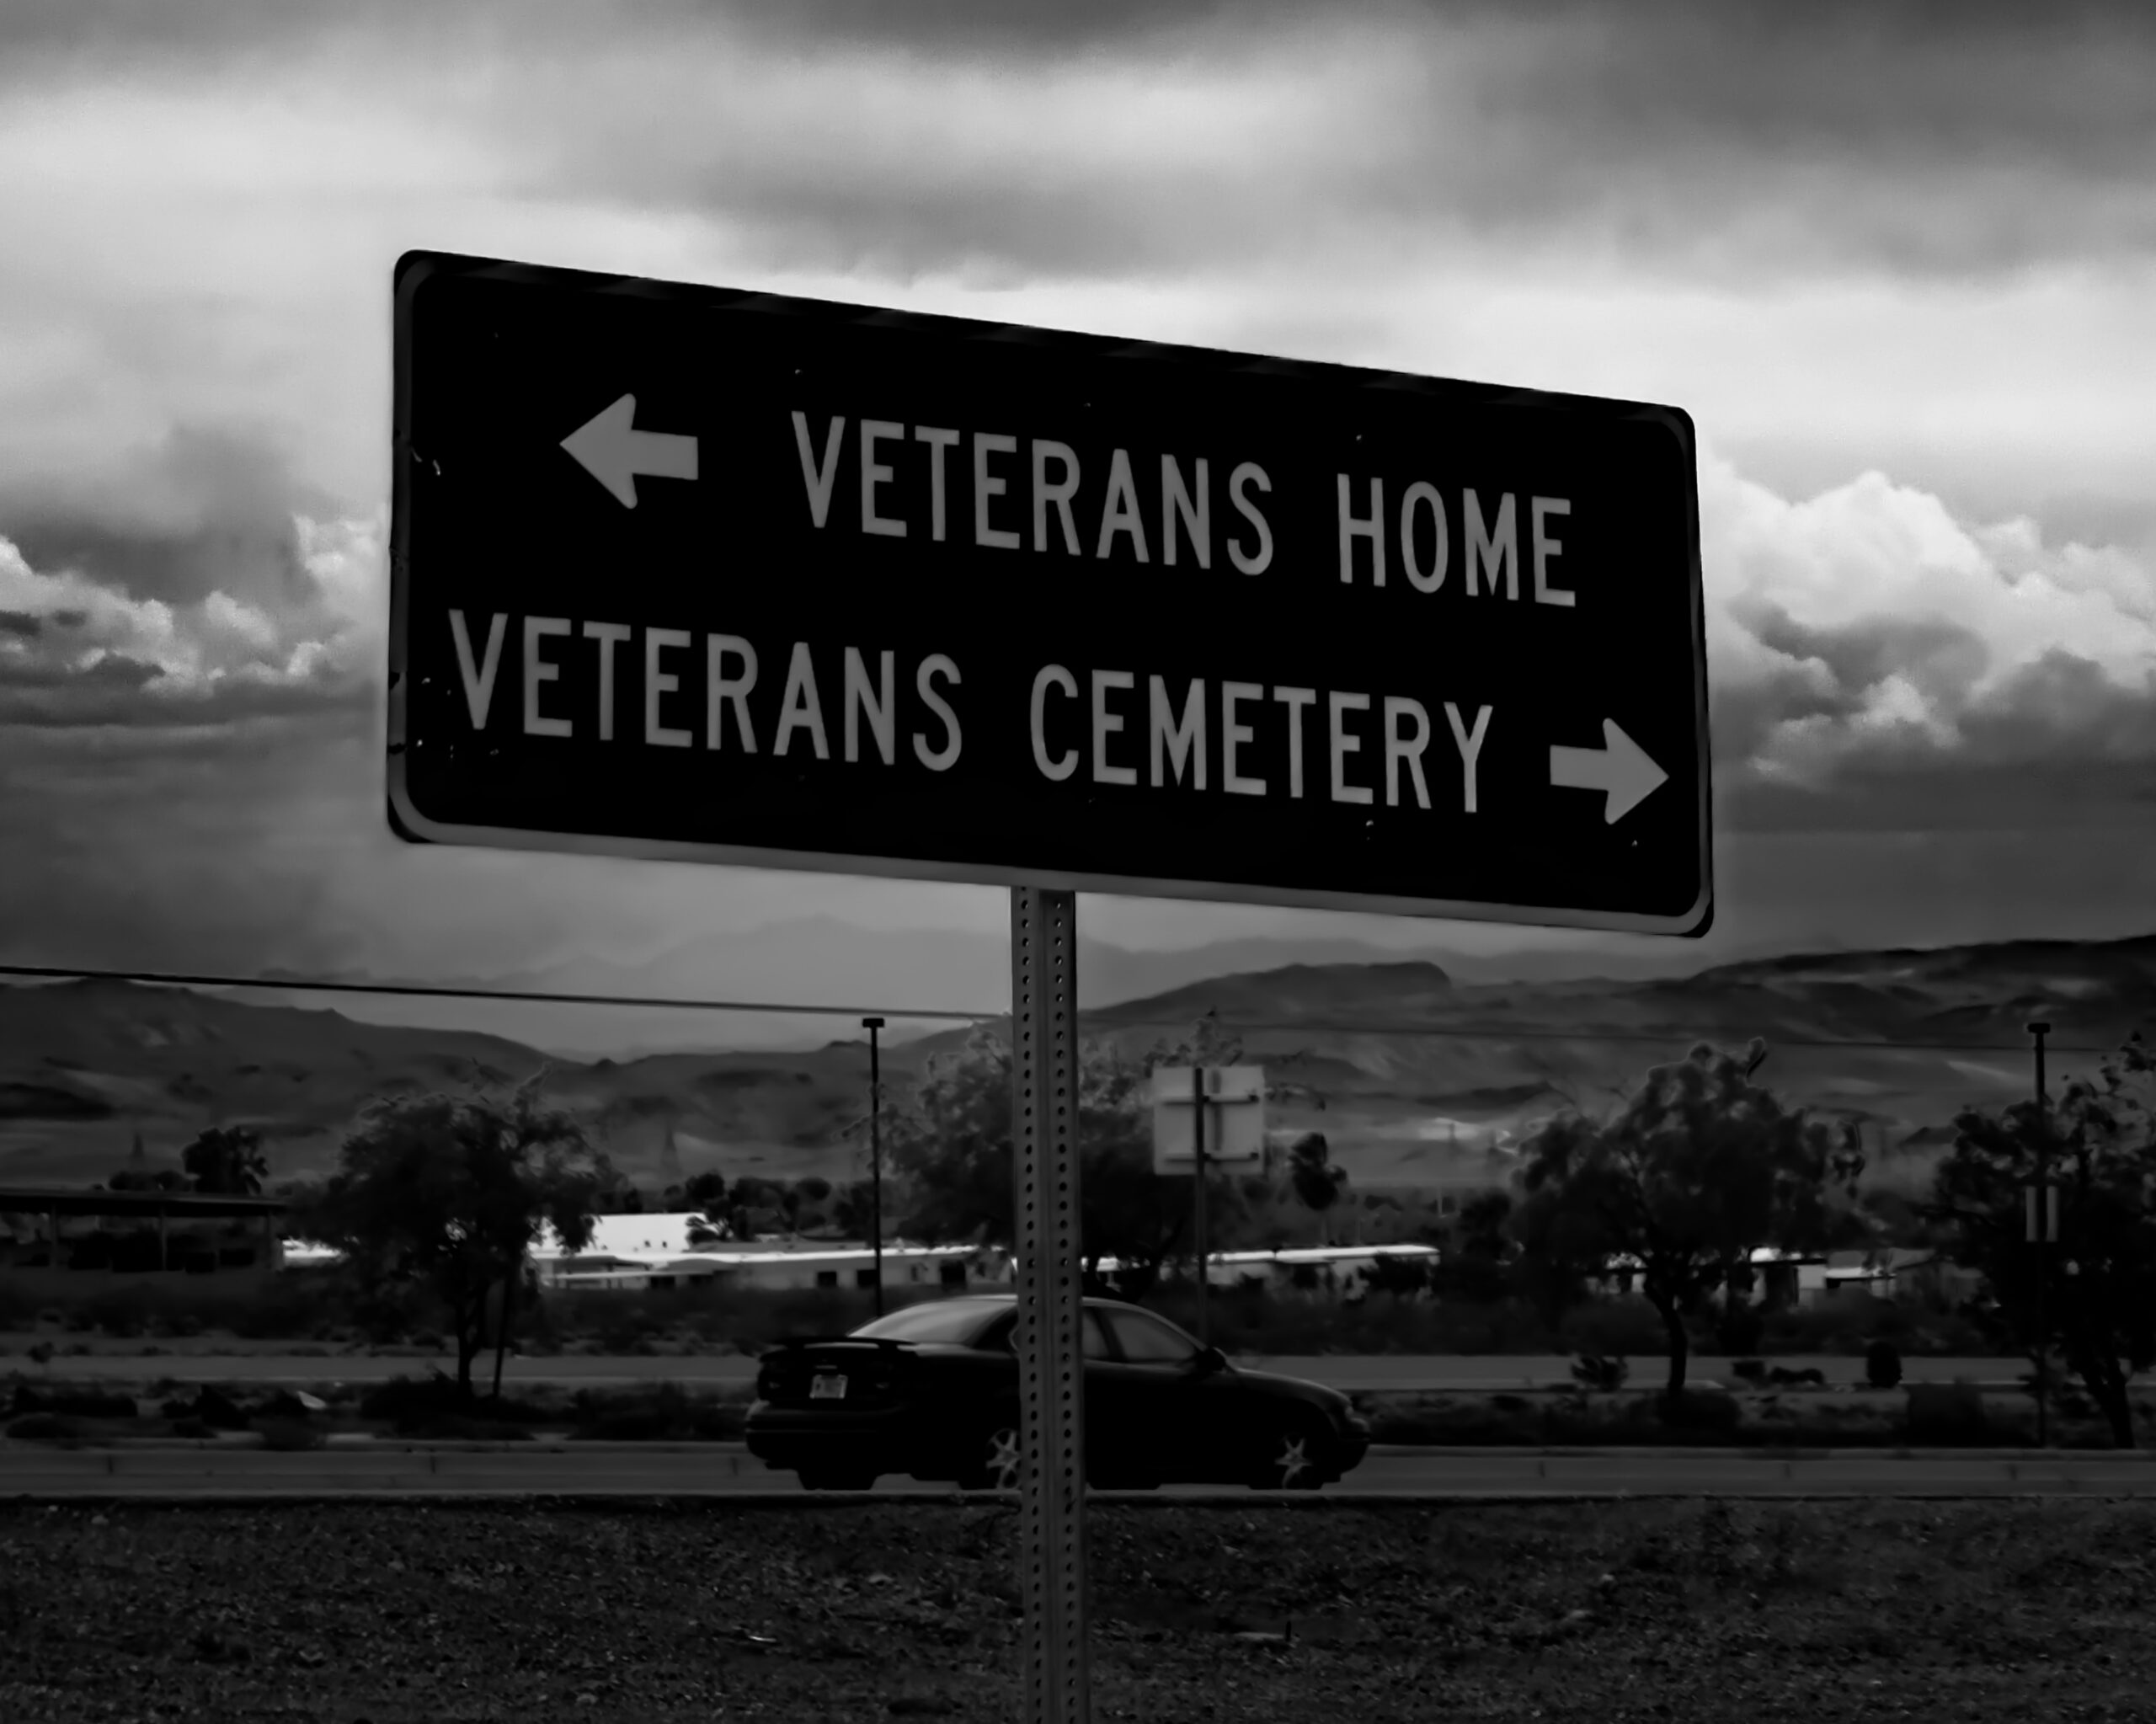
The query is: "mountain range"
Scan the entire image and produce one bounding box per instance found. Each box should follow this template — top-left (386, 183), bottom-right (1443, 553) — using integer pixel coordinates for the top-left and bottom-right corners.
top-left (3, 928), bottom-right (2151, 1202)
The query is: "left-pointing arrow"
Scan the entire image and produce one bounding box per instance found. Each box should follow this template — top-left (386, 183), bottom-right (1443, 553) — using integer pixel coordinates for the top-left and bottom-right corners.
top-left (1550, 719), bottom-right (1669, 825)
top-left (559, 394), bottom-right (698, 509)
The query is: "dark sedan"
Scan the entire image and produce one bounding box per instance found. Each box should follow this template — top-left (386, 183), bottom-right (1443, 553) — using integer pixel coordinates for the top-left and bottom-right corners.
top-left (744, 1293), bottom-right (1372, 1492)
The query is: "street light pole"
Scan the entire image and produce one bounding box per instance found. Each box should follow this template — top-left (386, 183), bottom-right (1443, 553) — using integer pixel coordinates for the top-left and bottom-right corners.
top-left (863, 1016), bottom-right (886, 1318)
top-left (2029, 1018), bottom-right (2051, 1449)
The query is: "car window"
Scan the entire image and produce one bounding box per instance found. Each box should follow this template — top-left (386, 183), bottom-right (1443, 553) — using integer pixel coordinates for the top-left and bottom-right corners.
top-left (850, 1300), bottom-right (1000, 1346)
top-left (979, 1309), bottom-right (1114, 1358)
top-left (1100, 1306), bottom-right (1200, 1364)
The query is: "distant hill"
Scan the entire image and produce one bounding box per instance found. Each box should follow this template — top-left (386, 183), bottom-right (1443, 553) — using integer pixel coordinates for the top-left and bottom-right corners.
top-left (2, 931), bottom-right (2149, 1197)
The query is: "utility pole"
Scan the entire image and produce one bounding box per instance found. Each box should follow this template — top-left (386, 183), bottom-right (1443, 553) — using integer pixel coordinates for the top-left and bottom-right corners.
top-left (2028, 1018), bottom-right (2051, 1449)
top-left (863, 1016), bottom-right (885, 1317)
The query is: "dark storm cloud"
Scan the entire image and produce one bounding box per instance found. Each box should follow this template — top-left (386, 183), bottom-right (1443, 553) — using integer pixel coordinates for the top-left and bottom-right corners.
top-left (10, 2), bottom-right (2153, 282)
top-left (0, 424), bottom-right (333, 611)
top-left (0, 670), bottom-right (374, 731)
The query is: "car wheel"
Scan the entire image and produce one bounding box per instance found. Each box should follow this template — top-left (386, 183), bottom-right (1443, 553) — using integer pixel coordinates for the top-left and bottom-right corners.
top-left (957, 1418), bottom-right (1023, 1491)
top-left (798, 1468), bottom-right (877, 1491)
top-left (1250, 1412), bottom-right (1331, 1491)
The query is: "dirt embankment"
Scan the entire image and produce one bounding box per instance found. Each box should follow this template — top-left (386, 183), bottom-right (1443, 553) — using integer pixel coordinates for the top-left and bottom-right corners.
top-left (4, 1499), bottom-right (2155, 1721)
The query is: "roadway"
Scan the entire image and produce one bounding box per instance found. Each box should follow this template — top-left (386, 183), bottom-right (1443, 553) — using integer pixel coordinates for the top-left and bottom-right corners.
top-left (6, 1440), bottom-right (2148, 1499)
top-left (1, 1351), bottom-right (2038, 1392)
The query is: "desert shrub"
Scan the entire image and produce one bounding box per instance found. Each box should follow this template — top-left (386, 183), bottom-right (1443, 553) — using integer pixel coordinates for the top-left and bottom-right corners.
top-left (1865, 1340), bottom-right (1903, 1389)
top-left (5, 1412), bottom-right (83, 1441)
top-left (1490, 1393), bottom-right (1533, 1414)
top-left (1713, 1300), bottom-right (1766, 1357)
top-left (1365, 1396), bottom-right (1541, 1446)
top-left (1572, 1354), bottom-right (1630, 1392)
top-left (359, 1374), bottom-right (552, 1429)
top-left (1905, 1380), bottom-right (1991, 1444)
top-left (256, 1418), bottom-right (328, 1452)
top-left (10, 1387), bottom-right (136, 1419)
top-left (1652, 1387), bottom-right (1743, 1434)
top-left (1729, 1358), bottom-right (1769, 1384)
top-left (1559, 1297), bottom-right (1671, 1358)
top-left (566, 1380), bottom-right (744, 1441)
top-left (403, 1413), bottom-right (538, 1441)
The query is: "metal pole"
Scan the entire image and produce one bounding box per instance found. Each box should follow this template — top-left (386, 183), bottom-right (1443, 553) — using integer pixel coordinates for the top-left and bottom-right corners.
top-left (863, 1016), bottom-right (885, 1318)
top-left (1010, 887), bottom-right (1089, 1724)
top-left (2030, 1018), bottom-right (2051, 1450)
top-left (1192, 1065), bottom-right (1209, 1349)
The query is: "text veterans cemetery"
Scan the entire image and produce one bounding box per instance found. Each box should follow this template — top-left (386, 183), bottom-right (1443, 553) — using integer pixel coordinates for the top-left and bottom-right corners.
top-left (389, 251), bottom-right (1710, 932)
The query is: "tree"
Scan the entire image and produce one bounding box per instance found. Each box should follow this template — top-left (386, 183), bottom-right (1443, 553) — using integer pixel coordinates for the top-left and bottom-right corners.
top-left (1926, 1033), bottom-right (2156, 1447)
top-left (182, 1126), bottom-right (269, 1196)
top-left (828, 1177), bottom-right (878, 1239)
top-left (1433, 1190), bottom-right (1518, 1305)
top-left (1512, 1039), bottom-right (1864, 1405)
top-left (1286, 1133), bottom-right (1348, 1243)
top-left (882, 1023), bottom-right (1215, 1298)
top-left (302, 1075), bottom-right (614, 1400)
top-left (681, 1169), bottom-right (730, 1211)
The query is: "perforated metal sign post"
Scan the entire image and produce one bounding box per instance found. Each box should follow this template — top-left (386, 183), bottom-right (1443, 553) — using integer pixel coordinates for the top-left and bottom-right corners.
top-left (1009, 887), bottom-right (1089, 1723)
top-left (389, 248), bottom-right (1712, 936)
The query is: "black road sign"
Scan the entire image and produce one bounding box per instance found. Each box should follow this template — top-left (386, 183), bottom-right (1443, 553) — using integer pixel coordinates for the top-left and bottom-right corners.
top-left (390, 250), bottom-right (1712, 934)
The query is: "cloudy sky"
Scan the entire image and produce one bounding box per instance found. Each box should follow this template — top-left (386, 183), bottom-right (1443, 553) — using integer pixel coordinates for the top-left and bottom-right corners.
top-left (0, 0), bottom-right (2151, 1023)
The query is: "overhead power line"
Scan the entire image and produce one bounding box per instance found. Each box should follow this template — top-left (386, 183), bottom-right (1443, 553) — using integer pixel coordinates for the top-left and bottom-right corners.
top-left (0, 963), bottom-right (993, 1026)
top-left (0, 961), bottom-right (2126, 1055)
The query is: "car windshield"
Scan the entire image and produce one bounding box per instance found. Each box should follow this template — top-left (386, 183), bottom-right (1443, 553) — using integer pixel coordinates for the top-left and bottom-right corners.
top-left (848, 1300), bottom-right (1001, 1346)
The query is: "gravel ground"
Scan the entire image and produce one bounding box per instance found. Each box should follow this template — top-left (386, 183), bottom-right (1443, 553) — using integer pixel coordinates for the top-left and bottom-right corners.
top-left (4, 1497), bottom-right (2156, 1722)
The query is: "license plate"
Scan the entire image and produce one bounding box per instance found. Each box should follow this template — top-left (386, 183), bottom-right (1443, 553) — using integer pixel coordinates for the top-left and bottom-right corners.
top-left (810, 1374), bottom-right (848, 1401)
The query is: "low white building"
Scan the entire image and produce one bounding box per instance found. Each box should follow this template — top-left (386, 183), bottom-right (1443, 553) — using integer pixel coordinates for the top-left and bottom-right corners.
top-left (1109, 1243), bottom-right (1443, 1291)
top-left (533, 1215), bottom-right (1006, 1294)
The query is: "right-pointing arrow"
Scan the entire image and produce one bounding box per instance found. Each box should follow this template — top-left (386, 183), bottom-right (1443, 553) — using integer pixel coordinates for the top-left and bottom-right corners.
top-left (560, 393), bottom-right (699, 509)
top-left (1550, 719), bottom-right (1669, 825)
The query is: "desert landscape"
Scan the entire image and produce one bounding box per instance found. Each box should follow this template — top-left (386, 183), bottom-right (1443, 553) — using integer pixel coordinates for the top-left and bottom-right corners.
top-left (3, 931), bottom-right (2149, 1202)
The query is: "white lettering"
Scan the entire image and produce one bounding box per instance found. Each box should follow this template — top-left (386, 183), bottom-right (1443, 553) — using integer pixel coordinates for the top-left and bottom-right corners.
top-left (1091, 669), bottom-right (1137, 786)
top-left (1096, 448), bottom-right (1150, 562)
top-left (915, 426), bottom-right (959, 542)
top-left (860, 420), bottom-right (906, 538)
top-left (706, 635), bottom-right (758, 752)
top-left (843, 646), bottom-right (895, 765)
top-left (523, 616), bottom-right (572, 739)
top-left (774, 642), bottom-right (830, 760)
top-left (1221, 681), bottom-right (1265, 797)
top-left (1031, 665), bottom-right (1078, 782)
top-left (1329, 691), bottom-right (1372, 805)
top-left (644, 627), bottom-right (692, 747)
top-left (1533, 496), bottom-right (1573, 606)
top-left (1033, 440), bottom-right (1081, 554)
top-left (449, 610), bottom-right (506, 731)
top-left (581, 621), bottom-right (632, 741)
top-left (1465, 490), bottom-right (1518, 600)
top-left (1401, 482), bottom-right (1449, 594)
top-left (1273, 686), bottom-right (1315, 799)
top-left (974, 434), bottom-right (1020, 549)
top-left (791, 412), bottom-right (845, 528)
top-left (913, 654), bottom-right (962, 770)
top-left (1383, 697), bottom-right (1433, 809)
top-left (1161, 455), bottom-right (1210, 568)
top-left (1337, 474), bottom-right (1385, 585)
top-left (1228, 462), bottom-right (1273, 574)
top-left (1149, 675), bottom-right (1207, 790)
top-left (1445, 701), bottom-right (1492, 813)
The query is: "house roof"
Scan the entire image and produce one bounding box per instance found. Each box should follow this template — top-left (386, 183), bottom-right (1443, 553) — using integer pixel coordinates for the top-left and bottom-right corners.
top-left (0, 1186), bottom-right (286, 1220)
